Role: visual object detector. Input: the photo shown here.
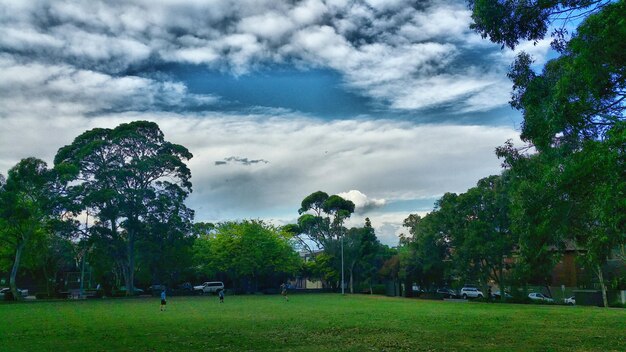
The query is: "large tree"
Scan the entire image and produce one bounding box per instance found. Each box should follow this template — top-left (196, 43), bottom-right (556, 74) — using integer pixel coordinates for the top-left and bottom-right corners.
top-left (288, 191), bottom-right (355, 289)
top-left (344, 218), bottom-right (382, 294)
top-left (136, 183), bottom-right (195, 287)
top-left (401, 213), bottom-right (450, 292)
top-left (451, 175), bottom-right (515, 296)
top-left (293, 191), bottom-right (356, 253)
top-left (54, 121), bottom-right (193, 295)
top-left (0, 158), bottom-right (57, 300)
top-left (471, 0), bottom-right (625, 306)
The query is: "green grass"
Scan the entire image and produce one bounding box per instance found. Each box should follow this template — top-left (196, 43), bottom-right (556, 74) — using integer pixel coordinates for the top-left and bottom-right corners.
top-left (0, 294), bottom-right (624, 351)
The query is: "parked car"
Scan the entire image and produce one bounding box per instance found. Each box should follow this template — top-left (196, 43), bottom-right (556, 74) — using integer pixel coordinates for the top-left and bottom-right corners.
top-left (460, 286), bottom-right (484, 299)
top-left (0, 287), bottom-right (29, 299)
top-left (491, 290), bottom-right (513, 299)
top-left (528, 292), bottom-right (554, 303)
top-left (194, 281), bottom-right (224, 294)
top-left (564, 296), bottom-right (576, 305)
top-left (436, 288), bottom-right (458, 298)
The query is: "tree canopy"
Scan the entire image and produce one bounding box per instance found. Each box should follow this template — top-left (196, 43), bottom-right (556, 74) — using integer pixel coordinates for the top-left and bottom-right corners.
top-left (54, 121), bottom-right (193, 295)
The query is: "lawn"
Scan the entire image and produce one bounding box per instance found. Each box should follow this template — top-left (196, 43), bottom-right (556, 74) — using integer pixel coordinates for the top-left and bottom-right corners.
top-left (0, 294), bottom-right (624, 351)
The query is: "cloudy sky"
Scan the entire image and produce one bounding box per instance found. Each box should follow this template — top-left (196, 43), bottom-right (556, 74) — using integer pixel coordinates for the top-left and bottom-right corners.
top-left (0, 0), bottom-right (554, 245)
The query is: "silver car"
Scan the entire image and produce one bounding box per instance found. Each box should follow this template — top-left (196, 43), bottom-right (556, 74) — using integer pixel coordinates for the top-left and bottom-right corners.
top-left (528, 292), bottom-right (554, 303)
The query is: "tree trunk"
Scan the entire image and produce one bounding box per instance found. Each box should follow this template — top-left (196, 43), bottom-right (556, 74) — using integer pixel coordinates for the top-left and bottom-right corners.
top-left (127, 227), bottom-right (135, 296)
top-left (349, 261), bottom-right (356, 294)
top-left (596, 264), bottom-right (608, 308)
top-left (499, 264), bottom-right (505, 302)
top-left (10, 241), bottom-right (26, 301)
top-left (349, 269), bottom-right (353, 294)
top-left (42, 258), bottom-right (51, 296)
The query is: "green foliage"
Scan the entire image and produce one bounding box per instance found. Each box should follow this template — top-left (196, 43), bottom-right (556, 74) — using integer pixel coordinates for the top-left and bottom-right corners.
top-left (509, 1), bottom-right (625, 152)
top-left (473, 0), bottom-right (626, 306)
top-left (289, 191), bottom-right (356, 287)
top-left (0, 158), bottom-right (59, 300)
top-left (344, 219), bottom-right (384, 292)
top-left (193, 220), bottom-right (301, 287)
top-left (301, 253), bottom-right (339, 286)
top-left (469, 0), bottom-right (611, 50)
top-left (54, 121), bottom-right (193, 294)
top-left (401, 175), bottom-right (516, 291)
top-left (401, 213), bottom-right (450, 289)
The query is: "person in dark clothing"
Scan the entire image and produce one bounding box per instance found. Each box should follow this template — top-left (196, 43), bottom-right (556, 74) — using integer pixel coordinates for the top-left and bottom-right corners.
top-left (160, 289), bottom-right (167, 311)
top-left (280, 283), bottom-right (289, 301)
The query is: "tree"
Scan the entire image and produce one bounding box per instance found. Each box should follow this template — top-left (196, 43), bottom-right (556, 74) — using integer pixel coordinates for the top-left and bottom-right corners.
top-left (402, 213), bottom-right (450, 292)
top-left (299, 253), bottom-right (339, 289)
top-left (29, 218), bottom-right (79, 297)
top-left (472, 0), bottom-right (626, 307)
top-left (507, 2), bottom-right (625, 152)
top-left (137, 184), bottom-right (195, 287)
top-left (294, 191), bottom-right (355, 252)
top-left (469, 0), bottom-right (611, 50)
top-left (344, 218), bottom-right (382, 293)
top-left (0, 158), bottom-right (56, 300)
top-left (54, 121), bottom-right (193, 295)
top-left (193, 220), bottom-right (301, 292)
top-left (290, 191), bottom-right (355, 289)
top-left (450, 175), bottom-right (515, 297)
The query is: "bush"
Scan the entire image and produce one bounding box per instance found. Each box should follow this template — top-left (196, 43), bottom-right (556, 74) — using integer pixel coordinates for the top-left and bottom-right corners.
top-left (110, 290), bottom-right (127, 297)
top-left (371, 284), bottom-right (386, 295)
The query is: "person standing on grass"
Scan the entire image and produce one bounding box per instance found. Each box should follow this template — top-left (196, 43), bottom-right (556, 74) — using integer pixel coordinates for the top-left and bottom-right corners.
top-left (280, 283), bottom-right (289, 301)
top-left (487, 286), bottom-right (492, 302)
top-left (218, 289), bottom-right (224, 303)
top-left (160, 289), bottom-right (167, 311)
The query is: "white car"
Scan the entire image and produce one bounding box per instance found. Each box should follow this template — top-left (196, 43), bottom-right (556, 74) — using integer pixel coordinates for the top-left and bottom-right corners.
top-left (528, 292), bottom-right (554, 303)
top-left (460, 286), bottom-right (484, 299)
top-left (194, 281), bottom-right (224, 294)
top-left (564, 296), bottom-right (575, 305)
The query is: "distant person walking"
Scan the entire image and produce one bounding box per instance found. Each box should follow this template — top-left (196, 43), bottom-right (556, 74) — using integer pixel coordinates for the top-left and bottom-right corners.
top-left (160, 289), bottom-right (167, 311)
top-left (280, 283), bottom-right (289, 301)
top-left (218, 289), bottom-right (224, 303)
top-left (487, 286), bottom-right (492, 302)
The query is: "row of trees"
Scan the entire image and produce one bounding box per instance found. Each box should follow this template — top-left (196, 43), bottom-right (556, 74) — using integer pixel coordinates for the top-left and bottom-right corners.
top-left (0, 121), bottom-right (196, 299)
top-left (389, 0), bottom-right (625, 307)
top-left (1, 1), bottom-right (623, 306)
top-left (0, 121), bottom-right (391, 299)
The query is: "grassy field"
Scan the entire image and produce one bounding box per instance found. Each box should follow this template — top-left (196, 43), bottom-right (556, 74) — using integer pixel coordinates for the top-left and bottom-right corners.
top-left (0, 294), bottom-right (624, 351)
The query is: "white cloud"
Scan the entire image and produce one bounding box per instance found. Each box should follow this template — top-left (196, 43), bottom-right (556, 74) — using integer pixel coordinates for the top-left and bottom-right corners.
top-left (337, 190), bottom-right (386, 214)
top-left (0, 0), bottom-right (518, 112)
top-left (0, 0), bottom-right (532, 245)
top-left (0, 111), bottom-right (521, 245)
top-left (0, 55), bottom-right (218, 118)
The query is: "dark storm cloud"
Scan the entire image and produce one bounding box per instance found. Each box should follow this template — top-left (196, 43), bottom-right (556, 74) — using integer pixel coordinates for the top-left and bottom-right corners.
top-left (215, 156), bottom-right (270, 166)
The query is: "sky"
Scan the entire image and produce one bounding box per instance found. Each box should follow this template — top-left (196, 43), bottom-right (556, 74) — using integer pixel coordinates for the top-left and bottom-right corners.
top-left (0, 0), bottom-right (555, 245)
